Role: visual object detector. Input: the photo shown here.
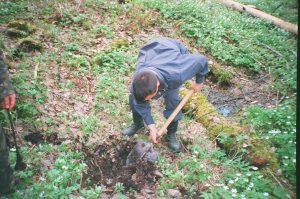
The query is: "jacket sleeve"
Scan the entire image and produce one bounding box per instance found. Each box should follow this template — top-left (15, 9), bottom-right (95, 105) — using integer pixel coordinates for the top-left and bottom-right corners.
top-left (0, 50), bottom-right (15, 101)
top-left (132, 97), bottom-right (154, 126)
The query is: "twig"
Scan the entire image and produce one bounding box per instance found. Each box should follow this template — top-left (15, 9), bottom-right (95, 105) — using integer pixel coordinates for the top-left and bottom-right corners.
top-left (34, 63), bottom-right (39, 79)
top-left (271, 3), bottom-right (283, 14)
top-left (259, 43), bottom-right (283, 57)
top-left (267, 168), bottom-right (283, 188)
top-left (239, 77), bottom-right (250, 82)
top-left (179, 137), bottom-right (189, 153)
top-left (289, 50), bottom-right (297, 58)
top-left (275, 90), bottom-right (279, 108)
top-left (79, 172), bottom-right (83, 188)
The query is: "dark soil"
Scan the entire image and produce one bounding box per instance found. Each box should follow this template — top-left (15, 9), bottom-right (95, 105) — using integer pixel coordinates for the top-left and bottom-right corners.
top-left (24, 132), bottom-right (62, 145)
top-left (82, 139), bottom-right (161, 194)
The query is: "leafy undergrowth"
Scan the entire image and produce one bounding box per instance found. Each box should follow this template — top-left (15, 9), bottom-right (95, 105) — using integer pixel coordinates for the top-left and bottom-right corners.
top-left (0, 0), bottom-right (296, 198)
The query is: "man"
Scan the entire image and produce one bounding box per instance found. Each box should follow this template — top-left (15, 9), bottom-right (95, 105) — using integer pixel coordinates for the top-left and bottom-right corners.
top-left (123, 38), bottom-right (208, 152)
top-left (0, 49), bottom-right (16, 196)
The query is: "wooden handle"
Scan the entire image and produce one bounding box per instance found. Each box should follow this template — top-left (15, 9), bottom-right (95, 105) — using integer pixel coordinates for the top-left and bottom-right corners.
top-left (157, 89), bottom-right (194, 137)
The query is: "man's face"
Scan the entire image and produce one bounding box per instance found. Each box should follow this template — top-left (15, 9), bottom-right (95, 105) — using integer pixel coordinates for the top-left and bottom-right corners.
top-left (144, 80), bottom-right (160, 101)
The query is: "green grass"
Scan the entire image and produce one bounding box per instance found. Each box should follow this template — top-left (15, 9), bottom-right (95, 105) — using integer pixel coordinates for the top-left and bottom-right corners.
top-left (0, 1), bottom-right (27, 24)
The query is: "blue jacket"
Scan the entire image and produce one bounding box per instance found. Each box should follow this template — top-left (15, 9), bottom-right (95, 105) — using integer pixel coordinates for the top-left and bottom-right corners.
top-left (130, 38), bottom-right (208, 125)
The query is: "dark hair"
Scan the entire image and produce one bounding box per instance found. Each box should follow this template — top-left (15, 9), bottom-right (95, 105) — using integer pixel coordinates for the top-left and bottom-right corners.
top-left (133, 70), bottom-right (158, 102)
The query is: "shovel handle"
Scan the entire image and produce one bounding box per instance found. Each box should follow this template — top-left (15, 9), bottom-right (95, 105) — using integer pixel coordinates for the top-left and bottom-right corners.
top-left (157, 89), bottom-right (194, 137)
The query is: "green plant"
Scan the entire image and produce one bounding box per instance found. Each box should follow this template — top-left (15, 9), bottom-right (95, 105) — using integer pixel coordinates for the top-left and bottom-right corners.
top-left (90, 24), bottom-right (114, 38)
top-left (114, 182), bottom-right (125, 193)
top-left (80, 115), bottom-right (98, 135)
top-left (244, 99), bottom-right (296, 184)
top-left (0, 1), bottom-right (27, 23)
top-left (80, 186), bottom-right (102, 199)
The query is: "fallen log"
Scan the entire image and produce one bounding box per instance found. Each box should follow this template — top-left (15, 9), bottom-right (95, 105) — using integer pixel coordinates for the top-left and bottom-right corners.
top-left (218, 0), bottom-right (298, 35)
top-left (180, 89), bottom-right (279, 169)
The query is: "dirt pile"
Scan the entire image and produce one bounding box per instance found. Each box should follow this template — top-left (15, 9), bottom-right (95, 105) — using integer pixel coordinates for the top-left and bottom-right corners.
top-left (82, 139), bottom-right (162, 194)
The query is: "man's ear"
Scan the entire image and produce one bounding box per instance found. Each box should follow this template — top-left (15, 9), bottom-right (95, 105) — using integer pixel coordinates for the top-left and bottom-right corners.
top-left (156, 80), bottom-right (160, 88)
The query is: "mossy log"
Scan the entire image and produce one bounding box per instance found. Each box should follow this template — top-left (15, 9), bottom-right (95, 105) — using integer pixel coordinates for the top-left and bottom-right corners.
top-left (17, 38), bottom-right (43, 52)
top-left (7, 20), bottom-right (36, 38)
top-left (111, 38), bottom-right (129, 48)
top-left (180, 89), bottom-right (279, 169)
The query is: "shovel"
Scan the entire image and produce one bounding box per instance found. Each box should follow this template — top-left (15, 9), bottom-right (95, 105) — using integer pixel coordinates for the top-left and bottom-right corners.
top-left (126, 90), bottom-right (194, 166)
top-left (7, 110), bottom-right (26, 170)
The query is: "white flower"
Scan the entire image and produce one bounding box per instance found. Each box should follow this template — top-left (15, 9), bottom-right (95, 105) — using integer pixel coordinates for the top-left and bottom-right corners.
top-left (62, 165), bottom-right (68, 170)
top-left (251, 167), bottom-right (258, 171)
top-left (231, 189), bottom-right (237, 193)
top-left (228, 180), bottom-right (234, 184)
top-left (293, 159), bottom-right (296, 163)
top-left (236, 173), bottom-right (241, 176)
top-left (268, 129), bottom-right (280, 134)
top-left (263, 192), bottom-right (269, 196)
top-left (249, 182), bottom-right (254, 188)
top-left (39, 177), bottom-right (46, 181)
top-left (284, 156), bottom-right (289, 159)
top-left (223, 186), bottom-right (229, 190)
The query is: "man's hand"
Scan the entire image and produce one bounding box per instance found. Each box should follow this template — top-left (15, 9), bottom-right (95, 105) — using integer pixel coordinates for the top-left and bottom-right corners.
top-left (190, 82), bottom-right (203, 92)
top-left (1, 93), bottom-right (16, 110)
top-left (147, 124), bottom-right (158, 143)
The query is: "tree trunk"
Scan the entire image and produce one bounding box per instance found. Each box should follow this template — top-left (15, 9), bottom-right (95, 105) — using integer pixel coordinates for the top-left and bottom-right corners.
top-left (218, 0), bottom-right (298, 35)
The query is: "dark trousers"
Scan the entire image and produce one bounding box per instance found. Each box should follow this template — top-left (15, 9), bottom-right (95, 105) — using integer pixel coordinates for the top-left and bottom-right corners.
top-left (0, 127), bottom-right (14, 196)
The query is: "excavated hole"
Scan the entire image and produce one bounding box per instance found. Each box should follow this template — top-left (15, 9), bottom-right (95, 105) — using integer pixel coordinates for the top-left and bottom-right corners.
top-left (82, 139), bottom-right (161, 193)
top-left (24, 132), bottom-right (62, 145)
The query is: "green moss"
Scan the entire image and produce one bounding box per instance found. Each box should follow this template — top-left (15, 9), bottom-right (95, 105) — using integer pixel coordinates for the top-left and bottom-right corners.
top-left (7, 20), bottom-right (36, 38)
top-left (180, 89), bottom-right (279, 169)
top-left (247, 138), bottom-right (279, 169)
top-left (111, 38), bottom-right (129, 49)
top-left (6, 28), bottom-right (28, 38)
top-left (209, 64), bottom-right (233, 87)
top-left (18, 38), bottom-right (43, 52)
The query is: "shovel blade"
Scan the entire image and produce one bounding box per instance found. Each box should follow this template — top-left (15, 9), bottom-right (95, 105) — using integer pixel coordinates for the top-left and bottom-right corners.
top-left (126, 140), bottom-right (158, 166)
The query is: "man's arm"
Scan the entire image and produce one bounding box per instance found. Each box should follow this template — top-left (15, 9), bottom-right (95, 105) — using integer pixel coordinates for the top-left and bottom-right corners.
top-left (132, 98), bottom-right (159, 143)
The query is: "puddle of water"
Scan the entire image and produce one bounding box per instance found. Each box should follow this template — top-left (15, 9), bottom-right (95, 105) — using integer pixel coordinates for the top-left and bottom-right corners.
top-left (218, 106), bottom-right (233, 117)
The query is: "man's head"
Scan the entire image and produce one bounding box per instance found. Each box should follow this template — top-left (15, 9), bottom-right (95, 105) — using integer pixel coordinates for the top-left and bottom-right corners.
top-left (133, 70), bottom-right (160, 102)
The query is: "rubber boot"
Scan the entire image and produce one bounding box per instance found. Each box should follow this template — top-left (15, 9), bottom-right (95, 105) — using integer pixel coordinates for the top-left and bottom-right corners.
top-left (0, 130), bottom-right (15, 196)
top-left (167, 121), bottom-right (181, 152)
top-left (123, 112), bottom-right (144, 136)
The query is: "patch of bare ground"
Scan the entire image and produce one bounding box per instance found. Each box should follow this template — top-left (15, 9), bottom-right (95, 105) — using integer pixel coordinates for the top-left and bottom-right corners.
top-left (81, 138), bottom-right (161, 198)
